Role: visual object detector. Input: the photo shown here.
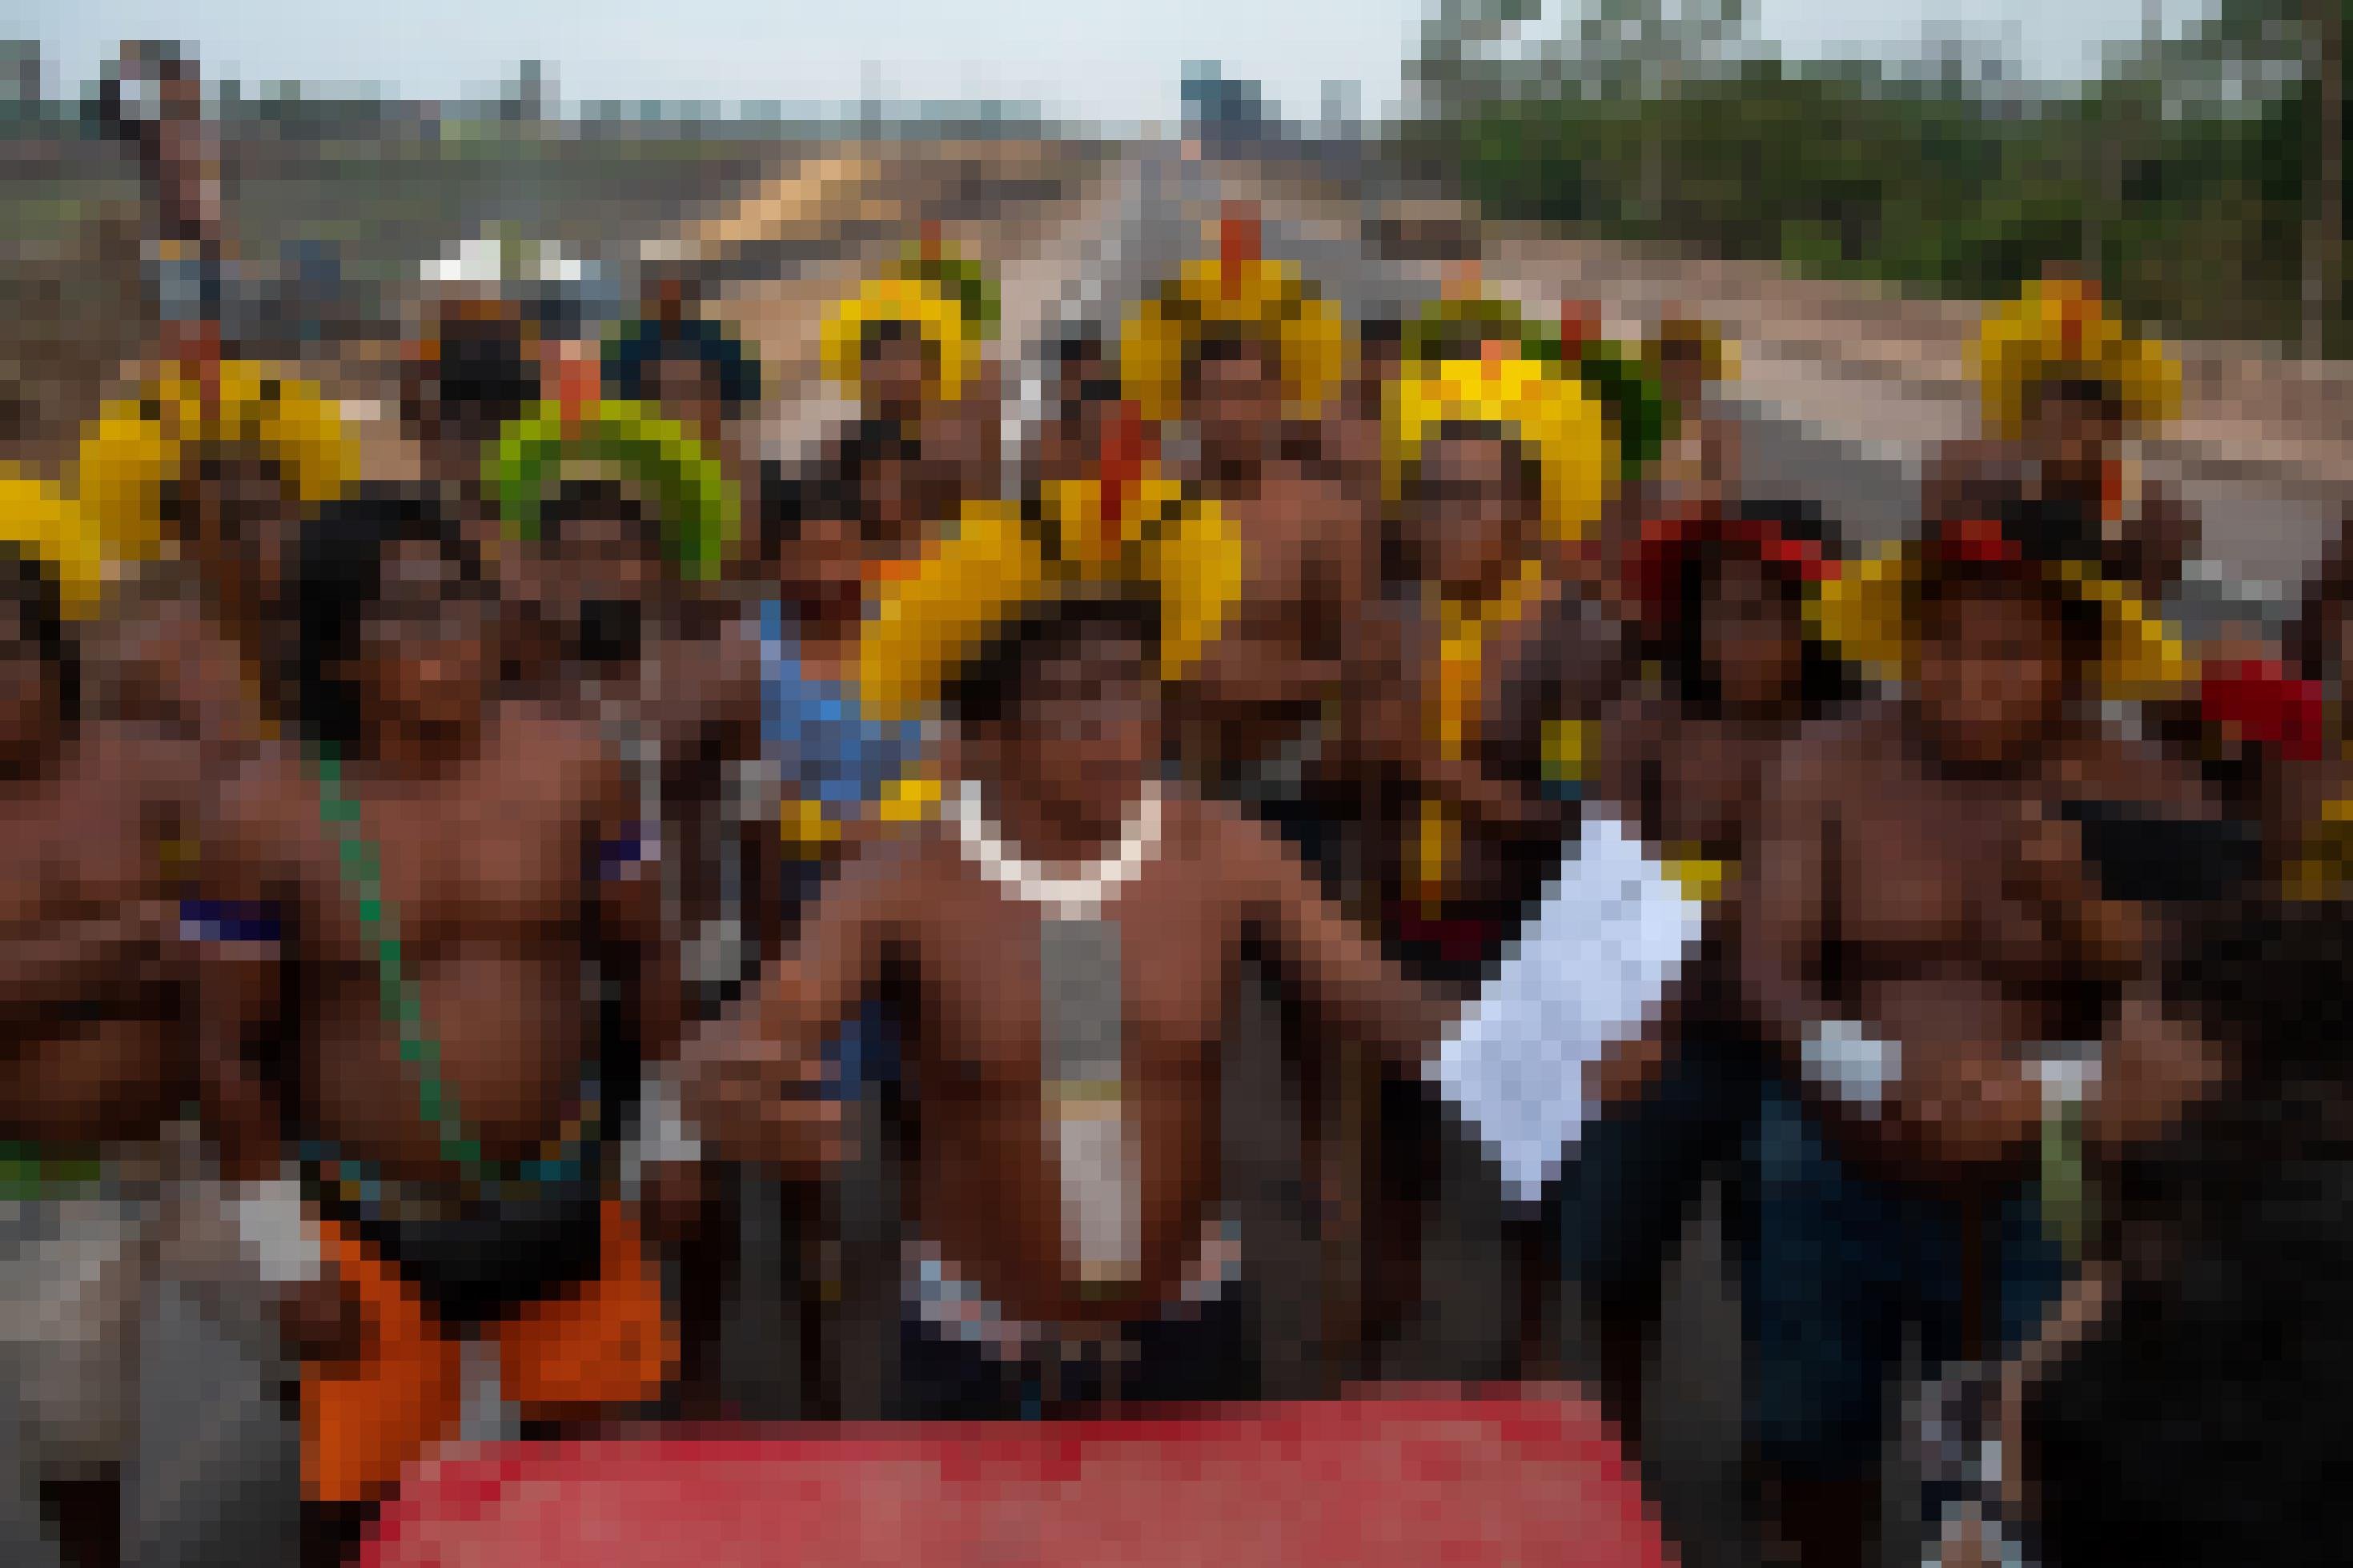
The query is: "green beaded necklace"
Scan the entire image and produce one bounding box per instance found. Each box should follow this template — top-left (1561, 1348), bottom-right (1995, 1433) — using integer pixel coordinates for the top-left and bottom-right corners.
top-left (311, 747), bottom-right (490, 1180)
top-left (310, 747), bottom-right (600, 1194)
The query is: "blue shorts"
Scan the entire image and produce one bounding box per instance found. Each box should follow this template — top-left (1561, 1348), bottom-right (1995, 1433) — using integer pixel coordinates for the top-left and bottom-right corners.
top-left (824, 1001), bottom-right (900, 1101)
top-left (1563, 1027), bottom-right (1763, 1319)
top-left (1737, 1080), bottom-right (2064, 1480)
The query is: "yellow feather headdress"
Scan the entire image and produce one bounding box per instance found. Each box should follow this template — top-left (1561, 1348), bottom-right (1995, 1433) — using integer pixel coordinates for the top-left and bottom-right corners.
top-left (1973, 277), bottom-right (2182, 442)
top-left (857, 472), bottom-right (1242, 726)
top-left (1383, 351), bottom-right (1616, 543)
top-left (70, 362), bottom-right (355, 563)
top-left (0, 470), bottom-right (110, 618)
top-left (1811, 532), bottom-right (2193, 704)
top-left (820, 237), bottom-right (995, 406)
top-left (1119, 207), bottom-right (1350, 426)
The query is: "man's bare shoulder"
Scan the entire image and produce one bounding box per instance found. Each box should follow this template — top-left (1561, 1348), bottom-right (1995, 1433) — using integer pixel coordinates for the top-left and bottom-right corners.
top-left (497, 696), bottom-right (606, 760)
top-left (197, 743), bottom-right (318, 888)
top-left (488, 699), bottom-right (630, 816)
top-left (1256, 459), bottom-right (1368, 531)
top-left (77, 716), bottom-right (205, 812)
top-left (1170, 787), bottom-right (1296, 901)
top-left (1766, 704), bottom-right (1902, 805)
top-left (2057, 721), bottom-right (2216, 816)
top-left (1166, 784), bottom-right (1247, 851)
top-left (802, 824), bottom-right (938, 938)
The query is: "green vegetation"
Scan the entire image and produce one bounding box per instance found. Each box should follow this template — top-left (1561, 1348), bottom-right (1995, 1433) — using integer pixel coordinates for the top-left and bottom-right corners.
top-left (1392, 0), bottom-right (2349, 353)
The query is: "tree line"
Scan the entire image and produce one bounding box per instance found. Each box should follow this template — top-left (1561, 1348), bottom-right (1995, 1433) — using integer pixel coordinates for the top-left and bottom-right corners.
top-left (1388, 0), bottom-right (2347, 355)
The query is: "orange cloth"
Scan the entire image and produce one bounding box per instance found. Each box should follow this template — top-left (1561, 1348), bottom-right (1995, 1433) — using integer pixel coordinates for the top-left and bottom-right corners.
top-left (303, 1199), bottom-right (676, 1506)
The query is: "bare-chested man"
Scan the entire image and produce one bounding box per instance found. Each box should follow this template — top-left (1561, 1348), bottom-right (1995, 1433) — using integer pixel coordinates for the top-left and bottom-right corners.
top-left (821, 245), bottom-right (1003, 511)
top-left (1128, 238), bottom-right (1373, 887)
top-left (398, 299), bottom-right (542, 530)
top-left (1644, 310), bottom-right (1742, 518)
top-left (75, 366), bottom-right (356, 772)
top-left (1345, 363), bottom-right (1631, 994)
top-left (494, 455), bottom-right (766, 1405)
top-left (1927, 274), bottom-right (2194, 612)
top-left (1026, 327), bottom-right (1123, 491)
top-left (0, 539), bottom-right (243, 1568)
top-left (1314, 314), bottom-right (1403, 495)
top-left (1739, 511), bottom-right (2227, 1568)
top-left (601, 292), bottom-right (765, 515)
top-left (677, 581), bottom-right (1446, 1417)
top-left (1335, 355), bottom-right (1634, 1378)
top-left (496, 435), bottom-right (760, 1009)
top-left (189, 485), bottom-right (679, 1561)
top-left (1572, 499), bottom-right (1849, 1451)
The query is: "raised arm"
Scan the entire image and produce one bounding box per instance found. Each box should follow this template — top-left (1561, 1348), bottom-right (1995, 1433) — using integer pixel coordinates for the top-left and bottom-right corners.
top-left (1235, 806), bottom-right (1453, 1079)
top-left (674, 839), bottom-right (905, 1170)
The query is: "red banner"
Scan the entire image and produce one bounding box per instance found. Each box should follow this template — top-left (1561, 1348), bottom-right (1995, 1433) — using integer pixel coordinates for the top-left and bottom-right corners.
top-left (363, 1391), bottom-right (1673, 1568)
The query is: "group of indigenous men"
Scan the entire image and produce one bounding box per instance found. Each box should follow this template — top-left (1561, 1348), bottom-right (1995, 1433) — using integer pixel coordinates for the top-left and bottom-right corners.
top-left (0, 43), bottom-right (2341, 1568)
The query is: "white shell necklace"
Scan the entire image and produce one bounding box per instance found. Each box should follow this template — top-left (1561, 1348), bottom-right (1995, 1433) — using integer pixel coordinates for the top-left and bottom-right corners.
top-left (946, 778), bottom-right (1165, 921)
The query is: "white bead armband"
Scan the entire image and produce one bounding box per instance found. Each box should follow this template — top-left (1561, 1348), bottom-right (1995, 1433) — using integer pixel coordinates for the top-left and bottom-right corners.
top-left (1800, 1021), bottom-right (1901, 1114)
top-left (621, 1069), bottom-right (705, 1202)
top-left (228, 1176), bottom-right (324, 1286)
top-left (2026, 1045), bottom-right (2102, 1111)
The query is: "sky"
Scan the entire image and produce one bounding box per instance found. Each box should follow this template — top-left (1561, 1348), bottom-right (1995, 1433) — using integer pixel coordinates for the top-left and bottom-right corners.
top-left (12, 0), bottom-right (2223, 127)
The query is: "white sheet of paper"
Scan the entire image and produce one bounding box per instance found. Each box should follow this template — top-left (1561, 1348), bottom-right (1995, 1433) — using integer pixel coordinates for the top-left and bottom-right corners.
top-left (1428, 811), bottom-right (1706, 1203)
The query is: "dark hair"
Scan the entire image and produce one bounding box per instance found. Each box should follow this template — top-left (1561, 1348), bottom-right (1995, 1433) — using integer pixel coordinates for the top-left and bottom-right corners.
top-left (1181, 324), bottom-right (1283, 398)
top-left (840, 417), bottom-right (923, 475)
top-left (1405, 421), bottom-right (1546, 512)
top-left (833, 419), bottom-right (948, 539)
top-left (2033, 375), bottom-right (2128, 425)
top-left (860, 316), bottom-right (931, 363)
top-left (1668, 501), bottom-right (1856, 715)
top-left (2028, 900), bottom-right (2353, 1568)
top-left (1360, 316), bottom-right (1407, 350)
top-left (602, 315), bottom-right (762, 413)
top-left (409, 312), bottom-right (538, 447)
top-left (0, 543), bottom-right (78, 728)
top-left (1054, 326), bottom-right (1110, 370)
top-left (1379, 423), bottom-right (1547, 593)
top-left (944, 588), bottom-right (1162, 730)
top-left (1912, 557), bottom-right (2109, 672)
top-left (759, 461), bottom-right (814, 548)
top-left (538, 477), bottom-right (666, 560)
top-left (291, 483), bottom-right (487, 758)
top-left (156, 445), bottom-right (289, 546)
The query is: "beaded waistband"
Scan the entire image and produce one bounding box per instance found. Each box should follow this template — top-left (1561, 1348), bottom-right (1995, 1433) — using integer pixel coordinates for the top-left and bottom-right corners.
top-left (903, 1209), bottom-right (1243, 1365)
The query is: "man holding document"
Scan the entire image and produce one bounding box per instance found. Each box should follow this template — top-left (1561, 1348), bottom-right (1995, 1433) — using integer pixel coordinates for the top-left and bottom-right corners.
top-left (1737, 507), bottom-right (2231, 1568)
